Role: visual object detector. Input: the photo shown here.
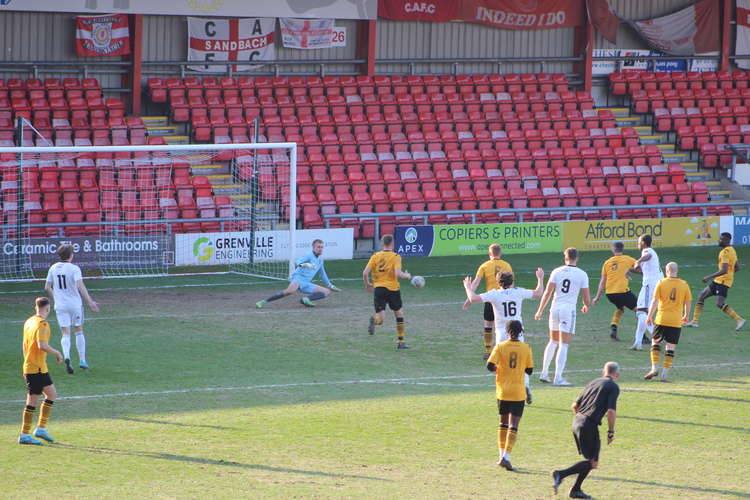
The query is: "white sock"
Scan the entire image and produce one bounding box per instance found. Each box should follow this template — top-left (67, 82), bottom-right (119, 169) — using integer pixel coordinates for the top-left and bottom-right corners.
top-left (502, 451), bottom-right (511, 460)
top-left (634, 312), bottom-right (647, 345)
top-left (542, 341), bottom-right (558, 376)
top-left (61, 334), bottom-right (71, 360)
top-left (75, 332), bottom-right (86, 364)
top-left (554, 343), bottom-right (569, 382)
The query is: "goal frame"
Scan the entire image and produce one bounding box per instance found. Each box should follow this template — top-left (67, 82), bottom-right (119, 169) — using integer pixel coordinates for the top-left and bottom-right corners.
top-left (0, 142), bottom-right (298, 281)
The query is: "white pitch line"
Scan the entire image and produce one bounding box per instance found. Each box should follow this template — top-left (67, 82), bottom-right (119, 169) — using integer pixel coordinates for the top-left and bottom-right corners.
top-left (0, 361), bottom-right (747, 405)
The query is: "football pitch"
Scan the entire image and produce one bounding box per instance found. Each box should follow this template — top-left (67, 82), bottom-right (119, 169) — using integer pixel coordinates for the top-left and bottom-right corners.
top-left (1, 246), bottom-right (748, 499)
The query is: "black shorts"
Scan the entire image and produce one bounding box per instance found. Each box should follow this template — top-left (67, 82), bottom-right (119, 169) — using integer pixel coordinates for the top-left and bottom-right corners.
top-left (24, 372), bottom-right (53, 395)
top-left (653, 325), bottom-right (681, 345)
top-left (374, 287), bottom-right (403, 312)
top-left (572, 415), bottom-right (600, 461)
top-left (484, 302), bottom-right (495, 322)
top-left (497, 400), bottom-right (525, 417)
top-left (606, 291), bottom-right (637, 310)
top-left (709, 281), bottom-right (729, 298)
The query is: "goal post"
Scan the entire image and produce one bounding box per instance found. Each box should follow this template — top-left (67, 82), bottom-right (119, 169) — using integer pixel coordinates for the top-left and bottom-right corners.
top-left (0, 142), bottom-right (297, 281)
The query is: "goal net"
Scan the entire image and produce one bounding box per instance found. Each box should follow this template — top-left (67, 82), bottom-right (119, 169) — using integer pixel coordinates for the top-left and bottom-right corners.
top-left (0, 142), bottom-right (297, 281)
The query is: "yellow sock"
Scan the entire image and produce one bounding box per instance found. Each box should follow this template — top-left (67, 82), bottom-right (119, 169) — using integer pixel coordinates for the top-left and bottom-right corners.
top-left (483, 328), bottom-right (493, 354)
top-left (396, 318), bottom-right (405, 344)
top-left (650, 345), bottom-right (661, 368)
top-left (21, 405), bottom-right (35, 435)
top-left (611, 309), bottom-right (624, 326)
top-left (37, 400), bottom-right (53, 429)
top-left (498, 424), bottom-right (508, 455)
top-left (664, 350), bottom-right (674, 370)
top-left (505, 427), bottom-right (518, 454)
top-left (373, 315), bottom-right (383, 326)
top-left (692, 303), bottom-right (703, 323)
top-left (721, 305), bottom-right (742, 321)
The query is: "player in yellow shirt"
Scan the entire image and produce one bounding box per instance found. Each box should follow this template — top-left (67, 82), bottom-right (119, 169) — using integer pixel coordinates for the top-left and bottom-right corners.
top-left (645, 262), bottom-right (692, 382)
top-left (465, 244), bottom-right (513, 359)
top-left (687, 232), bottom-right (745, 330)
top-left (487, 320), bottom-right (533, 472)
top-left (363, 234), bottom-right (412, 349)
top-left (592, 242), bottom-right (639, 342)
top-left (19, 297), bottom-right (63, 445)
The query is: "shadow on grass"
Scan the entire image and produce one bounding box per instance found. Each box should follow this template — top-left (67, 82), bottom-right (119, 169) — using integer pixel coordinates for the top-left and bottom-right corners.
top-left (110, 416), bottom-right (240, 431)
top-left (533, 405), bottom-right (750, 434)
top-left (51, 443), bottom-right (389, 482)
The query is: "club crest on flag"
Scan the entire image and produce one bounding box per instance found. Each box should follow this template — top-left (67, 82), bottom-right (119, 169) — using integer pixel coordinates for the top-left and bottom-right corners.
top-left (92, 22), bottom-right (113, 49)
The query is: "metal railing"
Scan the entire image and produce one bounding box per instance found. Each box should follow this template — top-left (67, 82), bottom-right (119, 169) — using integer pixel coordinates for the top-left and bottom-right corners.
top-left (0, 61), bottom-right (132, 93)
top-left (323, 200), bottom-right (748, 242)
top-left (375, 56), bottom-right (583, 78)
top-left (140, 59), bottom-right (366, 78)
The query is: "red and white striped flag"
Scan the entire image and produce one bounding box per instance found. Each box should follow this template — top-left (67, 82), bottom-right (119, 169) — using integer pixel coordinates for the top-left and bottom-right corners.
top-left (629, 0), bottom-right (719, 56)
top-left (76, 14), bottom-right (130, 57)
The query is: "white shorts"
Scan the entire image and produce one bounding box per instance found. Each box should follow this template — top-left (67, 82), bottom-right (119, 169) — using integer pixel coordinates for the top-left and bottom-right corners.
top-left (55, 305), bottom-right (84, 328)
top-left (549, 305), bottom-right (577, 334)
top-left (637, 281), bottom-right (660, 310)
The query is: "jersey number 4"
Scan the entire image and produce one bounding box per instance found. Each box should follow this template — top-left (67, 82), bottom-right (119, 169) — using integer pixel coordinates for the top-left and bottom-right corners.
top-left (57, 275), bottom-right (67, 289)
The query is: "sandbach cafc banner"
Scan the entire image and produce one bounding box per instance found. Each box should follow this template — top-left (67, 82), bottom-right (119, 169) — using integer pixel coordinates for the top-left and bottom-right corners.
top-left (280, 18), bottom-right (335, 49)
top-left (187, 17), bottom-right (275, 73)
top-left (75, 14), bottom-right (130, 56)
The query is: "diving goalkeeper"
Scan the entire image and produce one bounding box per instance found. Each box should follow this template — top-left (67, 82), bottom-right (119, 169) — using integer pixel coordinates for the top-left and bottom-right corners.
top-left (256, 239), bottom-right (340, 308)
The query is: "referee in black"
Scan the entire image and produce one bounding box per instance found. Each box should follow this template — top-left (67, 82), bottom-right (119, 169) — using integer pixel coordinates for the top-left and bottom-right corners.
top-left (552, 361), bottom-right (620, 499)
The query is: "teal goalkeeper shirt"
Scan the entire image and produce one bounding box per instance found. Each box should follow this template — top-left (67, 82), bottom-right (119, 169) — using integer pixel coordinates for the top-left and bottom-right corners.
top-left (291, 251), bottom-right (332, 287)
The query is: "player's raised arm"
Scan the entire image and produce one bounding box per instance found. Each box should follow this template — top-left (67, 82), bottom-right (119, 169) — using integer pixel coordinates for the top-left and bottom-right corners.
top-left (534, 279), bottom-right (555, 321)
top-left (531, 267), bottom-right (545, 298)
top-left (463, 276), bottom-right (484, 304)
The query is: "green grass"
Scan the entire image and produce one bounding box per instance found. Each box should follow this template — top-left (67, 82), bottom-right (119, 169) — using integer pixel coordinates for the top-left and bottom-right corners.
top-left (0, 246), bottom-right (748, 499)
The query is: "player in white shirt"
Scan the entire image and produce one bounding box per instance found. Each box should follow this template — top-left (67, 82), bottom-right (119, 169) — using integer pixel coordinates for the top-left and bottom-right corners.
top-left (534, 248), bottom-right (590, 386)
top-left (463, 267), bottom-right (544, 404)
top-left (44, 244), bottom-right (99, 374)
top-left (631, 234), bottom-right (662, 350)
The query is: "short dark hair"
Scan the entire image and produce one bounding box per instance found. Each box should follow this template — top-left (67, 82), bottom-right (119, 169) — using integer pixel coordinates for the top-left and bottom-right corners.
top-left (506, 320), bottom-right (523, 340)
top-left (498, 271), bottom-right (514, 288)
top-left (564, 247), bottom-right (578, 261)
top-left (721, 232), bottom-right (732, 240)
top-left (57, 244), bottom-right (73, 261)
top-left (35, 296), bottom-right (50, 309)
top-left (381, 234), bottom-right (394, 247)
top-left (640, 234), bottom-right (652, 247)
top-left (312, 239), bottom-right (323, 246)
top-left (613, 242), bottom-right (624, 252)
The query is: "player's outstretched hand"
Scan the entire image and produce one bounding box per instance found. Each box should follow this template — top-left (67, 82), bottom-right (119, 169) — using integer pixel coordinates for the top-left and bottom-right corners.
top-left (330, 285), bottom-right (341, 292)
top-left (701, 275), bottom-right (710, 283)
top-left (89, 300), bottom-right (100, 312)
top-left (592, 297), bottom-right (599, 306)
top-left (462, 298), bottom-right (471, 310)
top-left (462, 276), bottom-right (473, 288)
top-left (581, 304), bottom-right (589, 314)
top-left (535, 267), bottom-right (544, 280)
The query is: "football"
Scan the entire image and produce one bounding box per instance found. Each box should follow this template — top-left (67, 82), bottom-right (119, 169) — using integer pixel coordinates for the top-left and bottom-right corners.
top-left (411, 275), bottom-right (426, 289)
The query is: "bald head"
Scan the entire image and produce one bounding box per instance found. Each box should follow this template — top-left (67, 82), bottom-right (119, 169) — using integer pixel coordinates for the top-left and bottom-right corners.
top-left (665, 262), bottom-right (678, 277)
top-left (603, 361), bottom-right (620, 378)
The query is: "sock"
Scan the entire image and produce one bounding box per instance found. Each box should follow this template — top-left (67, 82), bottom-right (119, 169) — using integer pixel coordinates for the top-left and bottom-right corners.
top-left (61, 334), bottom-right (71, 360)
top-left (692, 303), bottom-right (703, 323)
top-left (37, 399), bottom-right (53, 429)
top-left (650, 344), bottom-right (661, 371)
top-left (554, 343), bottom-right (569, 382)
top-left (265, 291), bottom-right (285, 303)
top-left (504, 427), bottom-right (518, 455)
top-left (498, 423), bottom-right (508, 457)
top-left (721, 304), bottom-right (742, 321)
top-left (483, 327), bottom-right (493, 354)
top-left (542, 341), bottom-right (558, 377)
top-left (634, 311), bottom-right (647, 345)
top-left (21, 405), bottom-right (35, 435)
top-left (373, 315), bottom-right (383, 326)
top-left (396, 317), bottom-right (405, 344)
top-left (611, 308), bottom-right (624, 327)
top-left (307, 292), bottom-right (326, 301)
top-left (664, 349), bottom-right (674, 370)
top-left (75, 332), bottom-right (86, 364)
top-left (559, 460), bottom-right (592, 480)
top-left (572, 461), bottom-right (593, 491)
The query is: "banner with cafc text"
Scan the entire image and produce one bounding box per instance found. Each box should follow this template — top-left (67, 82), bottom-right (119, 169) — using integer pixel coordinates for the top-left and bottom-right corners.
top-left (280, 18), bottom-right (335, 49)
top-left (75, 14), bottom-right (130, 56)
top-left (175, 228), bottom-right (353, 266)
top-left (563, 216), bottom-right (720, 251)
top-left (187, 17), bottom-right (275, 73)
top-left (395, 223), bottom-right (563, 257)
top-left (2, 236), bottom-right (173, 270)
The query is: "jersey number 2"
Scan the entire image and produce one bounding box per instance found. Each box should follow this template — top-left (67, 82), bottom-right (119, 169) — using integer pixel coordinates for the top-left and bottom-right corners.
top-left (57, 275), bottom-right (67, 289)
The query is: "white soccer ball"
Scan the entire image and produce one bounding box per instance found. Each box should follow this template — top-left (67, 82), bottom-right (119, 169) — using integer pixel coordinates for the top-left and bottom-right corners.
top-left (411, 276), bottom-right (426, 289)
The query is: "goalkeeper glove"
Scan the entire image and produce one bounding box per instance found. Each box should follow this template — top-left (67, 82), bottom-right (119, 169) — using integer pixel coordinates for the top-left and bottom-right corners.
top-left (298, 262), bottom-right (316, 269)
top-left (330, 285), bottom-right (341, 292)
